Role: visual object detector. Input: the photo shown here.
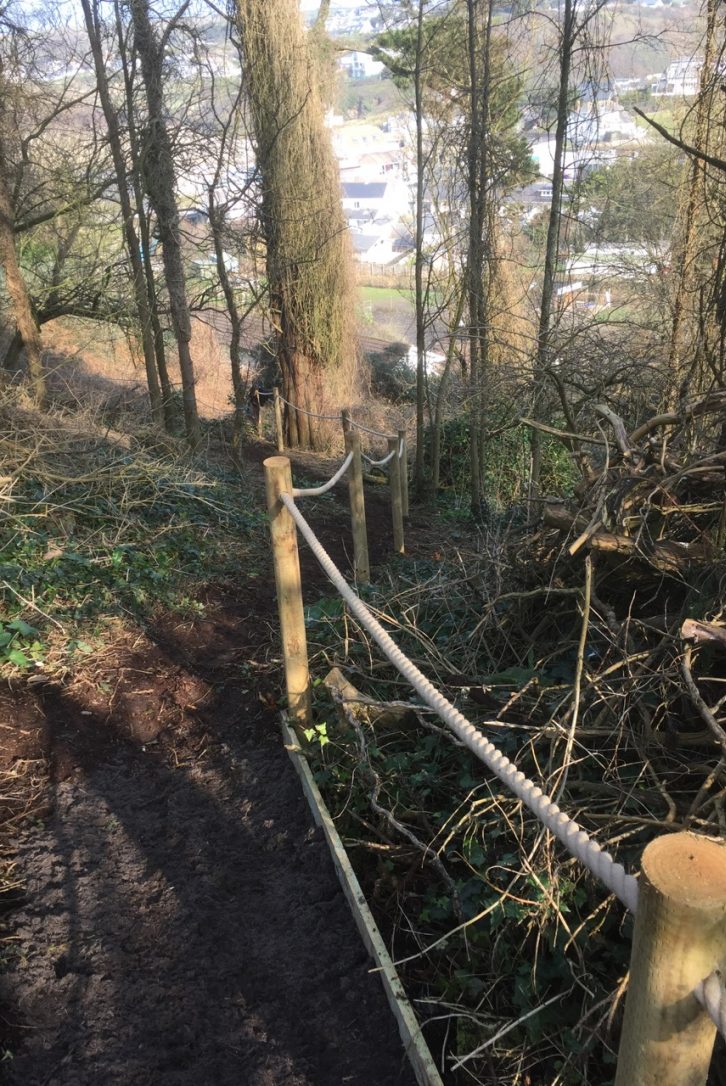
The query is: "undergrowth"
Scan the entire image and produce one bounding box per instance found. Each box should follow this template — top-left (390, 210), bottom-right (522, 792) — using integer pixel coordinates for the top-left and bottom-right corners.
top-left (0, 391), bottom-right (262, 676)
top-left (0, 388), bottom-right (264, 928)
top-left (301, 528), bottom-right (726, 1085)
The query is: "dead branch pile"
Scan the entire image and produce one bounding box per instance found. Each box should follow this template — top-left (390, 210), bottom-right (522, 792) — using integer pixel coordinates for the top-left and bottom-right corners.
top-left (534, 390), bottom-right (726, 578)
top-left (509, 389), bottom-right (726, 835)
top-left (304, 388), bottom-right (726, 1083)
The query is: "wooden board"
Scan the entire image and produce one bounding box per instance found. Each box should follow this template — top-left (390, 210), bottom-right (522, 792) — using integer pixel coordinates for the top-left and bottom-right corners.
top-left (281, 716), bottom-right (445, 1086)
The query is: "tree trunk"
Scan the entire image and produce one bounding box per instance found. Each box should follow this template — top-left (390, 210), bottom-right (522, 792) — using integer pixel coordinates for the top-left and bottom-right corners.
top-left (413, 0), bottom-right (427, 492)
top-left (528, 0), bottom-right (574, 511)
top-left (431, 283), bottom-right (466, 492)
top-left (112, 0), bottom-right (175, 430)
top-left (0, 130), bottom-right (45, 405)
top-left (465, 0), bottom-right (494, 512)
top-left (209, 198), bottom-right (246, 444)
top-left (668, 0), bottom-right (718, 398)
top-left (80, 0), bottom-right (163, 426)
top-left (234, 0), bottom-right (354, 450)
top-left (128, 0), bottom-right (200, 446)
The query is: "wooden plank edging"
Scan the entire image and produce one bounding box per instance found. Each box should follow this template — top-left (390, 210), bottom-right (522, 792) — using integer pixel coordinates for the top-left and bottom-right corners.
top-left (281, 716), bottom-right (445, 1086)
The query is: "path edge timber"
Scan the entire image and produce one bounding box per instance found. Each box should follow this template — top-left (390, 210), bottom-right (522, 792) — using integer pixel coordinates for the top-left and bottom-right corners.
top-left (280, 714), bottom-right (445, 1086)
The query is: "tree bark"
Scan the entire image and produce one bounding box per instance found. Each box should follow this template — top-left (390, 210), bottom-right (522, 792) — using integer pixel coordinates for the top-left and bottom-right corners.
top-left (528, 0), bottom-right (574, 512)
top-left (465, 0), bottom-right (493, 512)
top-left (0, 127), bottom-right (45, 405)
top-left (234, 0), bottom-right (354, 450)
top-left (112, 0), bottom-right (174, 430)
top-left (127, 0), bottom-right (200, 446)
top-left (413, 0), bottom-right (427, 492)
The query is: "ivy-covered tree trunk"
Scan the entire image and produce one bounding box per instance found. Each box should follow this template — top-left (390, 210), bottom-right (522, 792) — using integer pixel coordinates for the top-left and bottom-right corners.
top-left (0, 127), bottom-right (45, 405)
top-left (234, 0), bottom-right (354, 450)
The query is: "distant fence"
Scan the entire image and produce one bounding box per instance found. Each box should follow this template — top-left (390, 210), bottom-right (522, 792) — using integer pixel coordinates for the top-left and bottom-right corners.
top-left (263, 396), bottom-right (726, 1085)
top-left (356, 263), bottom-right (412, 288)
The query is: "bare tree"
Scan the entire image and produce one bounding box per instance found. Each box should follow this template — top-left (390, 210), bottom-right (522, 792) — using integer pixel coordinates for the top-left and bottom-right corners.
top-left (80, 0), bottom-right (165, 425)
top-left (127, 0), bottom-right (200, 445)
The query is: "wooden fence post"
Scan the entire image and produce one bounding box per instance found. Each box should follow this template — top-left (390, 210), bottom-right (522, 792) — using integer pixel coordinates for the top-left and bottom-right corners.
top-left (388, 435), bottom-right (405, 555)
top-left (345, 429), bottom-right (370, 583)
top-left (341, 408), bottom-right (351, 436)
top-left (273, 387), bottom-right (284, 452)
top-left (615, 832), bottom-right (726, 1086)
top-left (264, 456), bottom-right (311, 729)
top-left (398, 427), bottom-right (409, 518)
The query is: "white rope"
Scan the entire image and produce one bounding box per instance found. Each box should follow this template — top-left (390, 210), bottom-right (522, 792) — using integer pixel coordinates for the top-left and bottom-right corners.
top-left (362, 448), bottom-right (396, 468)
top-left (694, 972), bottom-right (726, 1036)
top-left (350, 418), bottom-right (396, 439)
top-left (280, 492), bottom-right (639, 913)
top-left (291, 452), bottom-right (354, 498)
top-left (279, 394), bottom-right (340, 422)
top-left (279, 495), bottom-right (726, 1040)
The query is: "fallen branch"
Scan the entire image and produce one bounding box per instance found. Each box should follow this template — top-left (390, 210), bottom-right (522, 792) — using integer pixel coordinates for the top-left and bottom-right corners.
top-left (680, 646), bottom-right (726, 758)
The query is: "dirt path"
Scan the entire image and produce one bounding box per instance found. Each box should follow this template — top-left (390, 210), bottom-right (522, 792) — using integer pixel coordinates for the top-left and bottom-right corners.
top-left (0, 444), bottom-right (426, 1086)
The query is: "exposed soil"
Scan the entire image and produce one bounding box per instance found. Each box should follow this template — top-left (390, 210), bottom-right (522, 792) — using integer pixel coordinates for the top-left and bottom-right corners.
top-left (0, 442), bottom-right (436, 1086)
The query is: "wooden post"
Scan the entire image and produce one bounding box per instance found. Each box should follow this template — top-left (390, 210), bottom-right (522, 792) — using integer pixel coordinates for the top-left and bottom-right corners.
top-left (388, 435), bottom-right (405, 555)
top-left (345, 429), bottom-right (370, 583)
top-left (273, 387), bottom-right (284, 452)
top-left (264, 456), bottom-right (311, 728)
top-left (398, 428), bottom-right (409, 518)
top-left (341, 408), bottom-right (351, 435)
top-left (615, 832), bottom-right (726, 1086)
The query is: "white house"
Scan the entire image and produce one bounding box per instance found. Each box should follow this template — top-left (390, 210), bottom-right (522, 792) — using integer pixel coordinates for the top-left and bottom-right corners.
top-left (652, 57), bottom-right (703, 97)
top-left (339, 50), bottom-right (385, 80)
top-left (341, 178), bottom-right (410, 219)
top-left (530, 105), bottom-right (645, 179)
top-left (342, 180), bottom-right (388, 213)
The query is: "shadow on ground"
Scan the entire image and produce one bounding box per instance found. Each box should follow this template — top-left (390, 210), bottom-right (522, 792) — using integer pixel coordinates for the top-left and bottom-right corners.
top-left (0, 467), bottom-right (419, 1085)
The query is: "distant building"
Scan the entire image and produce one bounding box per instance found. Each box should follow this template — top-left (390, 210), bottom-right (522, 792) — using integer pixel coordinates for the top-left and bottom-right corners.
top-left (342, 181), bottom-right (389, 212)
top-left (339, 50), bottom-right (385, 80)
top-left (530, 103), bottom-right (644, 179)
top-left (652, 57), bottom-right (703, 97)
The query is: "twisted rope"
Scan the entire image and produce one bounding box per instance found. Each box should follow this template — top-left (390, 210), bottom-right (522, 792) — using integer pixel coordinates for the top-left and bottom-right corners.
top-left (278, 394), bottom-right (340, 422)
top-left (694, 972), bottom-right (726, 1036)
top-left (350, 418), bottom-right (396, 439)
top-left (280, 493), bottom-right (639, 913)
top-left (291, 452), bottom-right (353, 498)
top-left (362, 448), bottom-right (396, 468)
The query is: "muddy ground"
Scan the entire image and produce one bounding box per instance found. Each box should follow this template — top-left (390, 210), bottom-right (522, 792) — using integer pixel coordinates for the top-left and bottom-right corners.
top-left (0, 445), bottom-right (431, 1086)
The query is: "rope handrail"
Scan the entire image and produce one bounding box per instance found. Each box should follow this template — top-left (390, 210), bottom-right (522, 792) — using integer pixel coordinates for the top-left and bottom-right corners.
top-left (363, 448), bottom-right (396, 468)
top-left (278, 394), bottom-right (341, 422)
top-left (280, 492), bottom-right (639, 912)
top-left (266, 465), bottom-right (726, 1046)
top-left (349, 418), bottom-right (396, 439)
top-left (291, 452), bottom-right (354, 498)
top-left (281, 491), bottom-right (726, 1039)
top-left (362, 440), bottom-right (405, 469)
top-left (694, 973), bottom-right (726, 1036)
